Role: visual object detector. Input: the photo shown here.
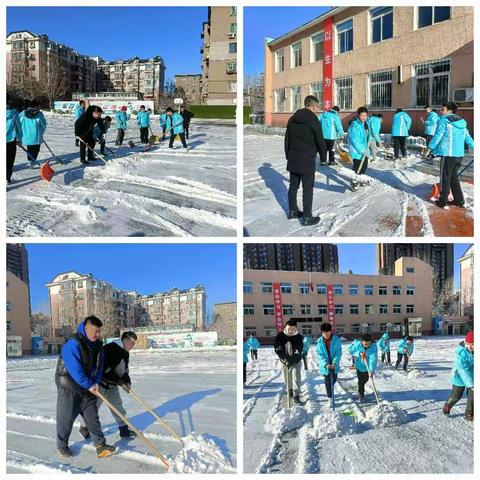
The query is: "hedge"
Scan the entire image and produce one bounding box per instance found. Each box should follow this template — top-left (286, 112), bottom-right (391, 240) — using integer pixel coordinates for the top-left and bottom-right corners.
top-left (188, 105), bottom-right (251, 121)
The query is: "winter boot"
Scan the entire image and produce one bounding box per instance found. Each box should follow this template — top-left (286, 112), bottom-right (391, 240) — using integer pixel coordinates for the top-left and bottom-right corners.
top-left (303, 215), bottom-right (320, 226)
top-left (57, 446), bottom-right (73, 458)
top-left (293, 395), bottom-right (302, 406)
top-left (442, 403), bottom-right (452, 416)
top-left (351, 180), bottom-right (359, 192)
top-left (434, 200), bottom-right (448, 209)
top-left (287, 209), bottom-right (303, 219)
top-left (119, 425), bottom-right (137, 438)
top-left (79, 426), bottom-right (91, 440)
top-left (329, 159), bottom-right (338, 166)
top-left (96, 442), bottom-right (116, 458)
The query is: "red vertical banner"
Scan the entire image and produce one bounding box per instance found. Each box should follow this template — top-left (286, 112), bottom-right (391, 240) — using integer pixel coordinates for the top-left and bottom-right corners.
top-left (323, 17), bottom-right (334, 111)
top-left (273, 282), bottom-right (284, 332)
top-left (326, 284), bottom-right (336, 332)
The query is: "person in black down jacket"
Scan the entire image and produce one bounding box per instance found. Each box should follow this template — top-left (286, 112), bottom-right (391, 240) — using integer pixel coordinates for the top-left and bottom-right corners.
top-left (284, 95), bottom-right (325, 226)
top-left (274, 320), bottom-right (304, 405)
top-left (74, 105), bottom-right (103, 164)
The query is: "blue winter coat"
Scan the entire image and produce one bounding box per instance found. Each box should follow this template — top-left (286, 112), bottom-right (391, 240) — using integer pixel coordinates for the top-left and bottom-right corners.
top-left (397, 338), bottom-right (414, 355)
top-left (317, 335), bottom-right (342, 375)
top-left (451, 342), bottom-right (473, 388)
top-left (60, 322), bottom-right (104, 390)
top-left (391, 111), bottom-right (411, 137)
top-left (302, 336), bottom-right (312, 357)
top-left (348, 339), bottom-right (378, 373)
top-left (428, 114), bottom-right (474, 157)
top-left (348, 117), bottom-right (370, 160)
top-left (137, 110), bottom-right (150, 128)
top-left (247, 337), bottom-right (260, 350)
top-left (6, 108), bottom-right (21, 143)
top-left (378, 333), bottom-right (390, 353)
top-left (367, 116), bottom-right (382, 143)
top-left (424, 110), bottom-right (439, 136)
top-left (165, 112), bottom-right (185, 134)
top-left (115, 111), bottom-right (128, 130)
top-left (74, 104), bottom-right (85, 120)
top-left (243, 342), bottom-right (250, 363)
top-left (318, 110), bottom-right (345, 140)
top-left (18, 108), bottom-right (47, 146)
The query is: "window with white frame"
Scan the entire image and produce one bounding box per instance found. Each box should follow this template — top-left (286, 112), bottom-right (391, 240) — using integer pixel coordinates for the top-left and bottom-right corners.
top-left (415, 59), bottom-right (450, 107)
top-left (7, 320), bottom-right (12, 330)
top-left (364, 284), bottom-right (374, 296)
top-left (379, 304), bottom-right (388, 314)
top-left (337, 19), bottom-right (353, 54)
top-left (369, 69), bottom-right (392, 108)
top-left (263, 304), bottom-right (274, 315)
top-left (290, 86), bottom-right (302, 111)
top-left (370, 7), bottom-right (393, 44)
top-left (261, 281), bottom-right (273, 293)
top-left (275, 88), bottom-right (286, 113)
top-left (243, 281), bottom-right (253, 293)
top-left (227, 81), bottom-right (237, 93)
top-left (245, 328), bottom-right (256, 336)
top-left (333, 284), bottom-right (344, 295)
top-left (244, 304), bottom-right (255, 315)
top-left (350, 304), bottom-right (359, 314)
top-left (393, 285), bottom-right (401, 295)
top-left (406, 304), bottom-right (414, 314)
top-left (265, 328), bottom-right (277, 337)
top-left (291, 42), bottom-right (302, 68)
top-left (406, 285), bottom-right (415, 295)
top-left (281, 282), bottom-right (292, 294)
top-left (335, 76), bottom-right (353, 110)
top-left (379, 285), bottom-right (388, 295)
top-left (351, 323), bottom-right (360, 333)
top-left (311, 82), bottom-right (323, 105)
top-left (318, 304), bottom-right (327, 315)
top-left (334, 304), bottom-right (344, 315)
top-left (311, 32), bottom-right (324, 62)
top-left (299, 283), bottom-right (310, 294)
top-left (335, 325), bottom-right (345, 334)
top-left (300, 304), bottom-right (311, 315)
top-left (393, 304), bottom-right (402, 314)
top-left (417, 7), bottom-right (451, 29)
top-left (282, 304), bottom-right (294, 315)
top-left (317, 283), bottom-right (327, 294)
top-left (6, 301), bottom-right (12, 312)
top-left (275, 49), bottom-right (285, 73)
top-left (349, 284), bottom-right (359, 295)
top-left (302, 325), bottom-right (313, 336)
top-left (365, 304), bottom-right (374, 314)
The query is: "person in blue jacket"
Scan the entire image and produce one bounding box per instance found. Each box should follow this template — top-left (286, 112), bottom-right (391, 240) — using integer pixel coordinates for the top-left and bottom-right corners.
top-left (137, 105), bottom-right (150, 144)
top-left (93, 116), bottom-right (111, 156)
top-left (391, 108), bottom-right (412, 159)
top-left (159, 110), bottom-right (168, 139)
top-left (423, 105), bottom-right (439, 154)
top-left (348, 106), bottom-right (370, 191)
top-left (395, 335), bottom-right (414, 371)
top-left (115, 106), bottom-right (128, 146)
top-left (74, 100), bottom-right (85, 146)
top-left (443, 331), bottom-right (473, 421)
top-left (54, 316), bottom-right (115, 458)
top-left (378, 332), bottom-right (391, 364)
top-left (316, 323), bottom-right (342, 403)
top-left (247, 334), bottom-right (260, 361)
top-left (243, 340), bottom-right (250, 385)
top-left (165, 107), bottom-right (188, 149)
top-left (6, 96), bottom-right (23, 183)
top-left (318, 105), bottom-right (345, 166)
top-left (348, 333), bottom-right (378, 401)
top-left (18, 100), bottom-right (47, 167)
top-left (302, 335), bottom-right (312, 370)
top-left (426, 102), bottom-right (474, 209)
top-left (367, 114), bottom-right (383, 162)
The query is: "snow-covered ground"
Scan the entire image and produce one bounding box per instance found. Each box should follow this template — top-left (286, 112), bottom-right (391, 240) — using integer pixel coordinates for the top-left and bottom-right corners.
top-left (7, 115), bottom-right (237, 237)
top-left (6, 348), bottom-right (236, 473)
top-left (244, 336), bottom-right (473, 474)
top-left (243, 131), bottom-right (473, 237)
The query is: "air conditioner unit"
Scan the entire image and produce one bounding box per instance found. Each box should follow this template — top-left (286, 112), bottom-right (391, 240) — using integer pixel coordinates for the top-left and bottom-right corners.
top-left (453, 88), bottom-right (474, 103)
top-left (228, 33), bottom-right (236, 39)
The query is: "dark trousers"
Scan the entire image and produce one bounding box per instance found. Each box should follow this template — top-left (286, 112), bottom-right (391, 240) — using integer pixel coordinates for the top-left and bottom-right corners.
top-left (75, 135), bottom-right (79, 147)
top-left (381, 351), bottom-right (391, 363)
top-left (115, 129), bottom-right (125, 145)
top-left (357, 370), bottom-right (369, 397)
top-left (393, 136), bottom-right (407, 158)
top-left (324, 371), bottom-right (338, 398)
top-left (56, 386), bottom-right (105, 448)
top-left (162, 126), bottom-right (166, 139)
top-left (303, 355), bottom-right (308, 370)
top-left (7, 141), bottom-right (17, 181)
top-left (243, 362), bottom-right (247, 384)
top-left (439, 156), bottom-right (464, 206)
top-left (27, 144), bottom-right (41, 162)
top-left (79, 137), bottom-right (95, 162)
top-left (140, 127), bottom-right (149, 143)
top-left (320, 139), bottom-right (336, 164)
top-left (445, 385), bottom-right (473, 417)
top-left (250, 349), bottom-right (258, 361)
top-left (288, 172), bottom-right (314, 217)
top-left (395, 352), bottom-right (409, 370)
top-left (352, 157), bottom-right (368, 175)
top-left (169, 131), bottom-right (188, 148)
top-left (98, 138), bottom-right (105, 155)
top-left (185, 123), bottom-right (190, 139)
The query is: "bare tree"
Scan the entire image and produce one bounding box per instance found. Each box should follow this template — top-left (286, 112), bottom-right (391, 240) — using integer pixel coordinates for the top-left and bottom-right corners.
top-left (433, 283), bottom-right (459, 316)
top-left (30, 312), bottom-right (52, 337)
top-left (43, 55), bottom-right (69, 107)
top-left (244, 73), bottom-right (265, 114)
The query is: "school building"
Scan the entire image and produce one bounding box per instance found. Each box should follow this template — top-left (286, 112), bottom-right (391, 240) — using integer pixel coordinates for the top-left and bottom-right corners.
top-left (263, 6), bottom-right (473, 134)
top-left (243, 257), bottom-right (433, 343)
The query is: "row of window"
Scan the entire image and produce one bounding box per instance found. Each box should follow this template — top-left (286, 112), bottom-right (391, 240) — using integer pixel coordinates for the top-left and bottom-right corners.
top-left (275, 7), bottom-right (451, 72)
top-left (243, 281), bottom-right (416, 296)
top-left (244, 303), bottom-right (416, 315)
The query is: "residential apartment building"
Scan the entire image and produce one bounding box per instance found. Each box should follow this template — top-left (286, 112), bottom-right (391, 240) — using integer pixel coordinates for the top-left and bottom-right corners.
top-left (264, 6), bottom-right (473, 133)
top-left (244, 257), bottom-right (433, 342)
top-left (7, 271), bottom-right (32, 355)
top-left (458, 245), bottom-right (474, 317)
top-left (7, 243), bottom-right (30, 287)
top-left (211, 302), bottom-right (237, 340)
top-left (244, 243), bottom-right (339, 273)
top-left (175, 74), bottom-right (202, 104)
top-left (201, 6), bottom-right (237, 105)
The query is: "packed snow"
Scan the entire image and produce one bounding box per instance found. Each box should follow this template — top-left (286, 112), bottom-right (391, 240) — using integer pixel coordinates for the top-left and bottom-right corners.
top-left (6, 348), bottom-right (236, 473)
top-left (244, 336), bottom-right (473, 474)
top-left (7, 114), bottom-right (237, 237)
top-left (243, 130), bottom-right (473, 237)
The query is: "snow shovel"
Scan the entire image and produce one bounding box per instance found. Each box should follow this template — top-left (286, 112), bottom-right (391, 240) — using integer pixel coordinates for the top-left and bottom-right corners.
top-left (76, 137), bottom-right (107, 164)
top-left (362, 353), bottom-right (380, 405)
top-left (336, 144), bottom-right (352, 164)
top-left (330, 372), bottom-right (336, 411)
top-left (284, 364), bottom-right (292, 408)
top-left (43, 140), bottom-right (66, 165)
top-left (430, 159), bottom-right (473, 201)
top-left (127, 387), bottom-right (184, 444)
top-left (352, 148), bottom-right (372, 187)
top-left (95, 390), bottom-right (169, 468)
top-left (148, 126), bottom-right (160, 145)
top-left (103, 145), bottom-right (120, 158)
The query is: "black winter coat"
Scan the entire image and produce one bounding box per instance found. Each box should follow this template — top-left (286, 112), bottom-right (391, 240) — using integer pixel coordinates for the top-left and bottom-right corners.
top-left (101, 342), bottom-right (131, 388)
top-left (274, 331), bottom-right (304, 366)
top-left (74, 106), bottom-right (102, 139)
top-left (284, 108), bottom-right (324, 175)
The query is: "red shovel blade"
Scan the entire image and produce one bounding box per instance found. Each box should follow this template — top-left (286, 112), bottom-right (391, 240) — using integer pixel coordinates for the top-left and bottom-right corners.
top-left (40, 160), bottom-right (55, 182)
top-left (429, 183), bottom-right (453, 201)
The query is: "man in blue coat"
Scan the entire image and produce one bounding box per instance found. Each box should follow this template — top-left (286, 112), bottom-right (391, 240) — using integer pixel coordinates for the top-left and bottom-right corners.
top-left (159, 110), bottom-right (168, 139)
top-left (115, 106), bottom-right (128, 146)
top-left (367, 114), bottom-right (383, 162)
top-left (443, 331), bottom-right (473, 421)
top-left (74, 100), bottom-right (85, 146)
top-left (423, 105), bottom-right (439, 145)
top-left (18, 100), bottom-right (47, 167)
top-left (378, 332), bottom-right (391, 364)
top-left (137, 105), bottom-right (150, 144)
top-left (165, 107), bottom-right (188, 149)
top-left (316, 323), bottom-right (342, 404)
top-left (395, 336), bottom-right (414, 371)
top-left (55, 316), bottom-right (115, 458)
top-left (6, 95), bottom-right (22, 183)
top-left (391, 108), bottom-right (411, 159)
top-left (348, 106), bottom-right (370, 191)
top-left (426, 102), bottom-right (474, 209)
top-left (247, 334), bottom-right (260, 361)
top-left (318, 105), bottom-right (345, 166)
top-left (348, 333), bottom-right (377, 401)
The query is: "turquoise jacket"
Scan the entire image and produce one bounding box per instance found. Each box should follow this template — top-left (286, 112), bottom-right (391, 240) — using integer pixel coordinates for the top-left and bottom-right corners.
top-left (93, 123), bottom-right (110, 141)
top-left (348, 339), bottom-right (378, 373)
top-left (6, 108), bottom-right (21, 143)
top-left (316, 335), bottom-right (342, 375)
top-left (318, 110), bottom-right (345, 140)
top-left (247, 337), bottom-right (260, 350)
top-left (243, 342), bottom-right (250, 363)
top-left (137, 110), bottom-right (150, 128)
top-left (424, 110), bottom-right (439, 136)
top-left (74, 104), bottom-right (85, 120)
top-left (391, 111), bottom-right (411, 137)
top-left (115, 111), bottom-right (128, 129)
top-left (367, 116), bottom-right (382, 143)
top-left (18, 108), bottom-right (47, 146)
top-left (348, 117), bottom-right (370, 160)
top-left (428, 114), bottom-right (474, 157)
top-left (302, 336), bottom-right (312, 357)
top-left (378, 333), bottom-right (390, 353)
top-left (159, 113), bottom-right (168, 127)
top-left (165, 112), bottom-right (185, 134)
top-left (397, 338), bottom-right (414, 355)
top-left (451, 342), bottom-right (473, 388)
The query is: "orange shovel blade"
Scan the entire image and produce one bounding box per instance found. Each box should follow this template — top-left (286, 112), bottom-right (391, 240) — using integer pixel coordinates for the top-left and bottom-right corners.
top-left (40, 160), bottom-right (55, 182)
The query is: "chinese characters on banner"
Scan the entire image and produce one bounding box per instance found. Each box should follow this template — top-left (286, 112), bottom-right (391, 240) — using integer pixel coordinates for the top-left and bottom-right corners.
top-left (323, 16), bottom-right (334, 111)
top-left (273, 282), bottom-right (284, 332)
top-left (326, 284), bottom-right (336, 332)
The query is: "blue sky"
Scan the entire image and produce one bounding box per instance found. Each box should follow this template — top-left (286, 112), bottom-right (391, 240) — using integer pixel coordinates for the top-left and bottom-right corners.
top-left (7, 6), bottom-right (206, 80)
top-left (244, 6), bottom-right (330, 75)
top-left (338, 244), bottom-right (469, 289)
top-left (26, 243), bottom-right (236, 314)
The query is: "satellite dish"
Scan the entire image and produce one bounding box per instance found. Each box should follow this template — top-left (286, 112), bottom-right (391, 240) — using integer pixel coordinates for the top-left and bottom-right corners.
top-left (174, 98), bottom-right (184, 105)
top-left (362, 323), bottom-right (369, 328)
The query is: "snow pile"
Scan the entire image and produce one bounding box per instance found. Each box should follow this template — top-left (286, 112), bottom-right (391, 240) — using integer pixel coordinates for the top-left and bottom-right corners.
top-left (407, 369), bottom-right (428, 379)
top-left (265, 406), bottom-right (310, 434)
top-left (169, 434), bottom-right (234, 473)
top-left (363, 401), bottom-right (408, 428)
top-left (311, 411), bottom-right (356, 439)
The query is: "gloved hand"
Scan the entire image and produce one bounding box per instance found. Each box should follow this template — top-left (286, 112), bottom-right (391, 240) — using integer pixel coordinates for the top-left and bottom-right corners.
top-left (122, 383), bottom-right (131, 393)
